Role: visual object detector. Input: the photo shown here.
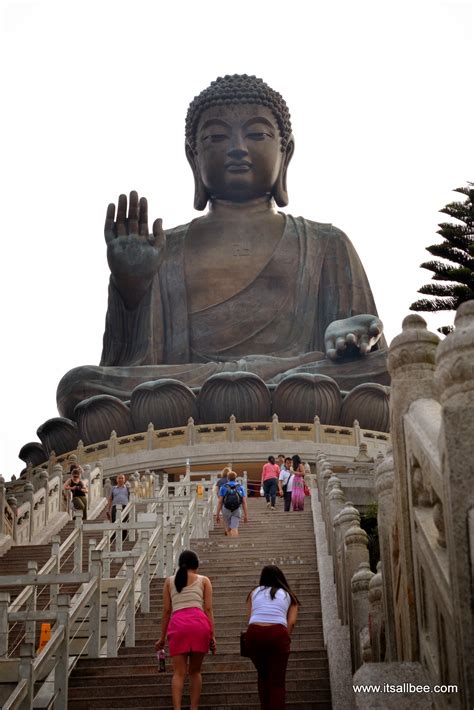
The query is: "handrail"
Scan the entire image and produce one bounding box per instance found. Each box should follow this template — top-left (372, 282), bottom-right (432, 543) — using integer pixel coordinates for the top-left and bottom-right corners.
top-left (1, 470), bottom-right (218, 709)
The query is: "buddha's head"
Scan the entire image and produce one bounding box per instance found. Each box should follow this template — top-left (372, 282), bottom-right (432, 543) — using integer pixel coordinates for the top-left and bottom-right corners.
top-left (185, 74), bottom-right (294, 210)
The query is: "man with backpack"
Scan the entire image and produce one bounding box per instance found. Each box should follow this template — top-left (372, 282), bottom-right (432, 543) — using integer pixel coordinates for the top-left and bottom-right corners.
top-left (215, 471), bottom-right (248, 537)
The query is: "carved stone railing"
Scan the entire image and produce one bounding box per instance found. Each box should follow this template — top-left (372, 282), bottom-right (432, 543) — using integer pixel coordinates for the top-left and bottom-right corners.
top-left (36, 418), bottom-right (389, 471)
top-left (0, 469), bottom-right (218, 708)
top-left (313, 301), bottom-right (474, 709)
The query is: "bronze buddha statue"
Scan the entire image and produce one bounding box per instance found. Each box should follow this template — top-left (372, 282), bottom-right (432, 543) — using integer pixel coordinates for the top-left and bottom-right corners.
top-left (56, 74), bottom-right (388, 423)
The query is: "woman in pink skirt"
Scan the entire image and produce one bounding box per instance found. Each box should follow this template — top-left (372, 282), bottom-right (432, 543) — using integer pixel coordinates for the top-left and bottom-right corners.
top-left (156, 550), bottom-right (216, 710)
top-left (290, 454), bottom-right (305, 511)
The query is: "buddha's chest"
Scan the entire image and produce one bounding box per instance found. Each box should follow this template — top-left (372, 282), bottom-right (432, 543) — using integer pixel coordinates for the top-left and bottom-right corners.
top-left (184, 215), bottom-right (288, 313)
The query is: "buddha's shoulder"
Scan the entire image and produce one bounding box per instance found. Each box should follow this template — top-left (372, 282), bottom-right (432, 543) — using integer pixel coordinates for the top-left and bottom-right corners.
top-left (287, 215), bottom-right (350, 242)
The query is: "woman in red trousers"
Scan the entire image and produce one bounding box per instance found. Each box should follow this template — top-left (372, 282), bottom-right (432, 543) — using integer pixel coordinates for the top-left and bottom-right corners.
top-left (244, 565), bottom-right (300, 710)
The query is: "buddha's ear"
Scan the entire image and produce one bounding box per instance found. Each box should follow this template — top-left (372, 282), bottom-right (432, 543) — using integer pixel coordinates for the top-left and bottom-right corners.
top-left (273, 137), bottom-right (295, 207)
top-left (185, 142), bottom-right (209, 211)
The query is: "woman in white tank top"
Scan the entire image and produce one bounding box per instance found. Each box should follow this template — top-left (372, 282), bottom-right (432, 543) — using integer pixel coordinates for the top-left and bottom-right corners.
top-left (243, 564), bottom-right (300, 710)
top-left (156, 550), bottom-right (216, 710)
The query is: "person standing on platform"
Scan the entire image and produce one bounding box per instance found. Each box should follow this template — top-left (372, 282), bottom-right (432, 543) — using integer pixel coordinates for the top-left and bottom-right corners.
top-left (107, 474), bottom-right (130, 540)
top-left (261, 456), bottom-right (280, 510)
top-left (243, 564), bottom-right (300, 710)
top-left (64, 465), bottom-right (88, 520)
top-left (216, 471), bottom-right (248, 536)
top-left (155, 550), bottom-right (216, 710)
top-left (290, 455), bottom-right (305, 512)
top-left (278, 457), bottom-right (293, 512)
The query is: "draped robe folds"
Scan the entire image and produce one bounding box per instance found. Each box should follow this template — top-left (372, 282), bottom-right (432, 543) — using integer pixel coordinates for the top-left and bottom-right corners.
top-left (56, 216), bottom-right (389, 418)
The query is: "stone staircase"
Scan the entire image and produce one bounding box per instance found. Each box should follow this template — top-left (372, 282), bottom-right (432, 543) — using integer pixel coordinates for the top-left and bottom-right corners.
top-left (68, 497), bottom-right (332, 709)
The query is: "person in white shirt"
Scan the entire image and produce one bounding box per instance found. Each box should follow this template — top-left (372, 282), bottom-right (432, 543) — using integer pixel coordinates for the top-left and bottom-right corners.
top-left (243, 565), bottom-right (300, 710)
top-left (278, 456), bottom-right (293, 512)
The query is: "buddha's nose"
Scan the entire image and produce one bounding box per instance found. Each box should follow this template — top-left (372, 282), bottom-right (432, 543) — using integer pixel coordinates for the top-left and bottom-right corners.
top-left (227, 146), bottom-right (248, 160)
top-left (227, 133), bottom-right (248, 159)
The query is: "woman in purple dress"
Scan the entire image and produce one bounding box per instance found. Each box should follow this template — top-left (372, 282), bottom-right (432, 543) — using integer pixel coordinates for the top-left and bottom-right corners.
top-left (290, 454), bottom-right (305, 511)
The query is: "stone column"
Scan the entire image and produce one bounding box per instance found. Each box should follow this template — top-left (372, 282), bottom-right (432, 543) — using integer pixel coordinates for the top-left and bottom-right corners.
top-left (387, 314), bottom-right (439, 661)
top-left (351, 561), bottom-right (374, 670)
top-left (374, 447), bottom-right (397, 661)
top-left (344, 522), bottom-right (370, 670)
top-left (24, 482), bottom-right (34, 542)
top-left (39, 470), bottom-right (49, 524)
top-left (434, 301), bottom-right (474, 707)
top-left (368, 561), bottom-right (383, 662)
top-left (327, 479), bottom-right (346, 556)
top-left (333, 502), bottom-right (360, 624)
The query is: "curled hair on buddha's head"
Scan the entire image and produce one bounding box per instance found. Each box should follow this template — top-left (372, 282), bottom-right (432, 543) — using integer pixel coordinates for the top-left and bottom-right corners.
top-left (185, 74), bottom-right (293, 154)
top-left (174, 550), bottom-right (199, 593)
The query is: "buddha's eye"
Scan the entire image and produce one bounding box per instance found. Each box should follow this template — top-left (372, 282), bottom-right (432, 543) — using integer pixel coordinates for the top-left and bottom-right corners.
top-left (246, 131), bottom-right (272, 141)
top-left (203, 133), bottom-right (228, 143)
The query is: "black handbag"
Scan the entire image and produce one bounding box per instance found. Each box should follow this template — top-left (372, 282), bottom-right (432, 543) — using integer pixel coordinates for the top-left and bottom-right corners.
top-left (240, 631), bottom-right (249, 657)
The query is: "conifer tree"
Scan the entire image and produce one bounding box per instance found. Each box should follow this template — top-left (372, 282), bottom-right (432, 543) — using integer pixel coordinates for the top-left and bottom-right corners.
top-left (410, 183), bottom-right (474, 334)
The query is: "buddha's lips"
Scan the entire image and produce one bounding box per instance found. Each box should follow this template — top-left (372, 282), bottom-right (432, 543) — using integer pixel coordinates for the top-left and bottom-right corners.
top-left (226, 162), bottom-right (252, 173)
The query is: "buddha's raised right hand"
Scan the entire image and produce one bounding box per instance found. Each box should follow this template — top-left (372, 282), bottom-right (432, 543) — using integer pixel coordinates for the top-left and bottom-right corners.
top-left (104, 191), bottom-right (166, 309)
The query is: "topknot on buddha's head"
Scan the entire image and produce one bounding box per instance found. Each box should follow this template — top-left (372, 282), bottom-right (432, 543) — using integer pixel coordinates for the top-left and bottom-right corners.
top-left (185, 74), bottom-right (292, 153)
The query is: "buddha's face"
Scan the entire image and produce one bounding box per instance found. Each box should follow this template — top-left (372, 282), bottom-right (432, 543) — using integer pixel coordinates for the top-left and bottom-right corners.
top-left (194, 104), bottom-right (284, 202)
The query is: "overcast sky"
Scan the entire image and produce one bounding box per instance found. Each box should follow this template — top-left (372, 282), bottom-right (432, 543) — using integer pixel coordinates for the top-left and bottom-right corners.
top-left (1, 0), bottom-right (473, 479)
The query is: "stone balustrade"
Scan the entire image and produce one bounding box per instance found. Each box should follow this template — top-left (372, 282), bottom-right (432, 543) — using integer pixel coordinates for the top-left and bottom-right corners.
top-left (34, 417), bottom-right (389, 472)
top-left (312, 301), bottom-right (474, 709)
top-left (0, 470), bottom-right (218, 708)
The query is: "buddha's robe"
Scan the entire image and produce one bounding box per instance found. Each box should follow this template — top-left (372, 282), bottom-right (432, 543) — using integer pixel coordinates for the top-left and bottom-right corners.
top-left (57, 216), bottom-right (388, 418)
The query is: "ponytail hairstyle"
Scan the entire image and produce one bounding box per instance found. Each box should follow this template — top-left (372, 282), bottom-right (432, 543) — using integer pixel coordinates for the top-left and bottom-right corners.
top-left (174, 550), bottom-right (199, 593)
top-left (248, 564), bottom-right (301, 606)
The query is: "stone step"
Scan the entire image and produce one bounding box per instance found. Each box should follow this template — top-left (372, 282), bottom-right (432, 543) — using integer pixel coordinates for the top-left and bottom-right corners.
top-left (69, 679), bottom-right (330, 700)
top-left (77, 701), bottom-right (331, 710)
top-left (69, 665), bottom-right (330, 686)
top-left (76, 649), bottom-right (329, 669)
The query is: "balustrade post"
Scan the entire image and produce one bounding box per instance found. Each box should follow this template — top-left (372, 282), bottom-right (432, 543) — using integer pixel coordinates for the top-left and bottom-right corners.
top-left (103, 533), bottom-right (111, 578)
top-left (368, 561), bottom-right (383, 662)
top-left (38, 470), bottom-right (49, 525)
top-left (228, 414), bottom-right (236, 442)
top-left (19, 643), bottom-right (34, 708)
top-left (374, 449), bottom-right (397, 661)
top-left (128, 495), bottom-right (136, 543)
top-left (115, 505), bottom-right (123, 552)
top-left (0, 482), bottom-right (5, 536)
top-left (345, 522), bottom-right (370, 671)
top-left (166, 528), bottom-right (174, 577)
top-left (88, 539), bottom-right (97, 571)
top-left (351, 562), bottom-right (374, 671)
top-left (50, 535), bottom-right (61, 610)
top-left (82, 464), bottom-right (92, 512)
top-left (108, 430), bottom-right (117, 457)
top-left (106, 587), bottom-right (118, 657)
top-left (141, 530), bottom-right (150, 614)
top-left (314, 415), bottom-right (321, 443)
top-left (272, 413), bottom-right (279, 440)
top-left (0, 592), bottom-right (10, 658)
top-left (25, 561), bottom-right (38, 647)
top-left (147, 421), bottom-right (154, 450)
top-left (353, 419), bottom-right (361, 446)
top-left (73, 512), bottom-right (83, 573)
top-left (187, 417), bottom-right (196, 446)
top-left (88, 550), bottom-right (102, 658)
top-left (125, 558), bottom-right (135, 647)
top-left (24, 483), bottom-right (34, 542)
top-left (54, 595), bottom-right (70, 710)
top-left (6, 496), bottom-right (17, 541)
